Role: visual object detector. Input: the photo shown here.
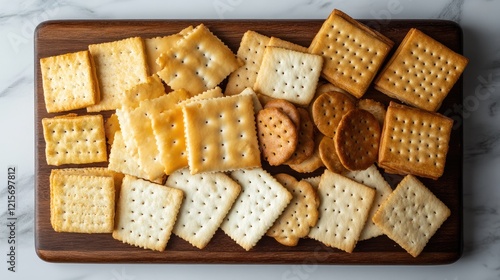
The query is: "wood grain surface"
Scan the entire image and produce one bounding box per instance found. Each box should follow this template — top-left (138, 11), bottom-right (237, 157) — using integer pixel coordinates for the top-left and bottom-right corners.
top-left (35, 19), bottom-right (463, 264)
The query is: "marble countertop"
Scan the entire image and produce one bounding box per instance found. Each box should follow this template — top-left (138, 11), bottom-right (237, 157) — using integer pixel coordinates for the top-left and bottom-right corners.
top-left (1, 0), bottom-right (499, 279)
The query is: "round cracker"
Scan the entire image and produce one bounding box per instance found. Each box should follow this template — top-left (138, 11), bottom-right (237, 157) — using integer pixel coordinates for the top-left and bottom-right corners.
top-left (357, 99), bottom-right (386, 127)
top-left (288, 133), bottom-right (325, 173)
top-left (334, 109), bottom-right (381, 171)
top-left (256, 107), bottom-right (298, 166)
top-left (264, 99), bottom-right (301, 129)
top-left (319, 136), bottom-right (347, 174)
top-left (312, 92), bottom-right (355, 137)
top-left (285, 108), bottom-right (314, 165)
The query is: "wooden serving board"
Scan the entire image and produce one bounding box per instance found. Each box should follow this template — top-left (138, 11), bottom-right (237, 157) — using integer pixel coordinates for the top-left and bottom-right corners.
top-left (35, 19), bottom-right (463, 264)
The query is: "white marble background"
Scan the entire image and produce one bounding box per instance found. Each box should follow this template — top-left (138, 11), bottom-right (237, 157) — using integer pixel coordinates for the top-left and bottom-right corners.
top-left (0, 0), bottom-right (499, 279)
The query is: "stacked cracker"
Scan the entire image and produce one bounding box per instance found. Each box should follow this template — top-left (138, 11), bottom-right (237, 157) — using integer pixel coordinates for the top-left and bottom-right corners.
top-left (40, 8), bottom-right (467, 256)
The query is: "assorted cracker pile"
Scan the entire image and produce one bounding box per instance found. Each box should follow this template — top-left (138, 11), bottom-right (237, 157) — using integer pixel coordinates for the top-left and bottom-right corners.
top-left (40, 9), bottom-right (467, 257)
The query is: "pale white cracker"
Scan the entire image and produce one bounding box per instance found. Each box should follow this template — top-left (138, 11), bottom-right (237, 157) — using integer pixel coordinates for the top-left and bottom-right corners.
top-left (372, 175), bottom-right (450, 257)
top-left (221, 168), bottom-right (292, 251)
top-left (308, 170), bottom-right (375, 253)
top-left (166, 168), bottom-right (241, 249)
top-left (112, 176), bottom-right (184, 251)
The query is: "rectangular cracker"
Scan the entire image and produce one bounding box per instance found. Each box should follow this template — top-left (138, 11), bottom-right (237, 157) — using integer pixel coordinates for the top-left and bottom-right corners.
top-left (108, 131), bottom-right (164, 184)
top-left (268, 36), bottom-right (308, 53)
top-left (221, 168), bottom-right (292, 250)
top-left (40, 50), bottom-right (100, 113)
top-left (254, 46), bottom-right (323, 106)
top-left (156, 24), bottom-right (241, 95)
top-left (50, 173), bottom-right (114, 233)
top-left (373, 175), bottom-right (450, 257)
top-left (183, 94), bottom-right (261, 174)
top-left (225, 31), bottom-right (271, 96)
top-left (309, 9), bottom-right (393, 98)
top-left (121, 74), bottom-right (166, 109)
top-left (50, 167), bottom-right (124, 193)
top-left (42, 114), bottom-right (107, 165)
top-left (166, 168), bottom-right (241, 249)
top-left (343, 165), bottom-right (392, 240)
top-left (378, 102), bottom-right (453, 179)
top-left (374, 28), bottom-right (468, 111)
top-left (87, 37), bottom-right (148, 112)
top-left (144, 26), bottom-right (194, 74)
top-left (112, 176), bottom-right (184, 251)
top-left (308, 170), bottom-right (375, 253)
top-left (150, 87), bottom-right (221, 175)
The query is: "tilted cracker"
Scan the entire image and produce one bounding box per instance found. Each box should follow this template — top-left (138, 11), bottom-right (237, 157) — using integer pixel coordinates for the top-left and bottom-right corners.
top-left (289, 133), bottom-right (325, 173)
top-left (50, 173), bottom-right (114, 233)
top-left (343, 165), bottom-right (392, 240)
top-left (157, 24), bottom-right (241, 95)
top-left (104, 113), bottom-right (120, 145)
top-left (238, 87), bottom-right (263, 114)
top-left (87, 37), bottom-right (148, 112)
top-left (144, 26), bottom-right (194, 74)
top-left (285, 108), bottom-right (315, 165)
top-left (40, 50), bottom-right (99, 113)
top-left (256, 107), bottom-right (298, 166)
top-left (267, 36), bottom-right (308, 53)
top-left (334, 109), bottom-right (381, 171)
top-left (378, 102), bottom-right (453, 179)
top-left (319, 135), bottom-right (347, 174)
top-left (309, 9), bottom-right (393, 98)
top-left (303, 176), bottom-right (321, 190)
top-left (372, 175), bottom-right (450, 257)
top-left (312, 91), bottom-right (355, 137)
top-left (108, 131), bottom-right (163, 183)
top-left (121, 74), bottom-right (166, 109)
top-left (308, 170), bottom-right (375, 253)
top-left (112, 176), bottom-right (184, 251)
top-left (267, 174), bottom-right (319, 246)
top-left (264, 98), bottom-right (301, 128)
top-left (374, 28), bottom-right (468, 111)
top-left (166, 169), bottom-right (241, 249)
top-left (225, 31), bottom-right (271, 96)
top-left (183, 94), bottom-right (261, 174)
top-left (151, 87), bottom-right (221, 175)
top-left (42, 114), bottom-right (107, 166)
top-left (222, 168), bottom-right (292, 250)
top-left (254, 47), bottom-right (323, 106)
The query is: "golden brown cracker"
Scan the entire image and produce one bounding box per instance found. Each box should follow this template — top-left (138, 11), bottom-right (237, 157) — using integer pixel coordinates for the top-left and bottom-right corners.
top-left (285, 108), bottom-right (315, 165)
top-left (312, 91), bottom-right (355, 137)
top-left (319, 136), bottom-right (347, 174)
top-left (264, 98), bottom-right (301, 128)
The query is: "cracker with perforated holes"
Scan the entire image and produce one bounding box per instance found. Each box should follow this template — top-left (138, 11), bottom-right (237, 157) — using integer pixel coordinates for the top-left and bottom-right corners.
top-left (112, 176), bottom-right (184, 251)
top-left (289, 133), bottom-right (325, 173)
top-left (357, 99), bottom-right (386, 127)
top-left (372, 175), bottom-right (450, 257)
top-left (183, 94), bottom-right (261, 174)
top-left (254, 47), bottom-right (323, 106)
top-left (166, 168), bottom-right (241, 249)
top-left (42, 114), bottom-right (107, 166)
top-left (108, 131), bottom-right (164, 183)
top-left (308, 169), bottom-right (375, 253)
top-left (309, 9), bottom-right (393, 98)
top-left (121, 75), bottom-right (166, 109)
top-left (378, 102), bottom-right (453, 179)
top-left (312, 91), bottom-right (356, 137)
top-left (50, 167), bottom-right (123, 195)
top-left (343, 165), bottom-right (392, 240)
top-left (104, 113), bottom-right (120, 145)
top-left (285, 108), bottom-right (315, 165)
top-left (50, 173), bottom-right (114, 233)
top-left (150, 87), bottom-right (222, 175)
top-left (264, 99), bottom-right (301, 128)
top-left (40, 50), bottom-right (99, 113)
top-left (334, 109), bottom-right (381, 171)
top-left (156, 24), bottom-right (242, 95)
top-left (221, 168), bottom-right (292, 251)
top-left (374, 28), bottom-right (468, 111)
top-left (256, 107), bottom-right (298, 166)
top-left (267, 174), bottom-right (319, 246)
top-left (144, 26), bottom-right (194, 74)
top-left (87, 37), bottom-right (148, 112)
top-left (225, 31), bottom-right (271, 96)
